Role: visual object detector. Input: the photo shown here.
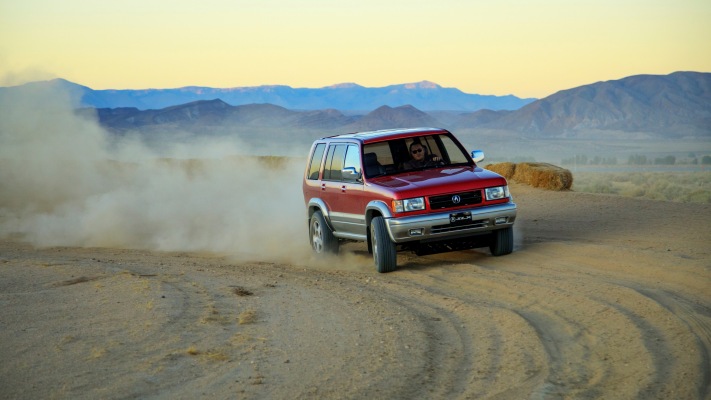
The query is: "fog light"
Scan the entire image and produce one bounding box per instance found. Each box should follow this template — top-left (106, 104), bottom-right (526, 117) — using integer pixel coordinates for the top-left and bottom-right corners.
top-left (494, 217), bottom-right (508, 225)
top-left (409, 228), bottom-right (423, 236)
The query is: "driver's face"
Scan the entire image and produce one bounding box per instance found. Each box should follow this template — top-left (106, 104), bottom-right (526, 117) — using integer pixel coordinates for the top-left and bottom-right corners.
top-left (411, 145), bottom-right (425, 161)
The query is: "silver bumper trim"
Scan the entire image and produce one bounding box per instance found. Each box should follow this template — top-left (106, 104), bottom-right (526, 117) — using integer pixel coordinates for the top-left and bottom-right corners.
top-left (385, 202), bottom-right (517, 243)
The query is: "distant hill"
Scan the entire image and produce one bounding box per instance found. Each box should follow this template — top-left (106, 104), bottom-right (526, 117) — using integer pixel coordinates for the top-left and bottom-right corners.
top-left (5, 72), bottom-right (710, 139)
top-left (85, 101), bottom-right (431, 134)
top-left (0, 79), bottom-right (534, 112)
top-left (455, 71), bottom-right (711, 137)
top-left (345, 105), bottom-right (440, 131)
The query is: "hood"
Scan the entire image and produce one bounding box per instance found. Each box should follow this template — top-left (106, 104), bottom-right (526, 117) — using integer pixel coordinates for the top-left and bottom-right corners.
top-left (368, 166), bottom-right (507, 197)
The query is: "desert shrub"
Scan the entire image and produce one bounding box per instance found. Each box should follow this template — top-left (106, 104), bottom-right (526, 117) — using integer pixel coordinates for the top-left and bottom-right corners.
top-left (255, 155), bottom-right (290, 169)
top-left (682, 190), bottom-right (711, 203)
top-left (561, 155), bottom-right (588, 165)
top-left (591, 181), bottom-right (616, 194)
top-left (654, 155), bottom-right (676, 165)
top-left (629, 173), bottom-right (647, 185)
top-left (572, 175), bottom-right (617, 194)
top-left (619, 185), bottom-right (646, 198)
top-left (649, 183), bottom-right (678, 201)
top-left (573, 170), bottom-right (711, 203)
top-left (628, 154), bottom-right (648, 165)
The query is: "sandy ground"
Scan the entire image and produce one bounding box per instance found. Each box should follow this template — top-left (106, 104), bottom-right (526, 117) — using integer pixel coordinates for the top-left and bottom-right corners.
top-left (1, 183), bottom-right (710, 399)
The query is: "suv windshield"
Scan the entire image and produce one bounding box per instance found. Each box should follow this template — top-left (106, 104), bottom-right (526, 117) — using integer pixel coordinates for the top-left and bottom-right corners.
top-left (362, 134), bottom-right (471, 178)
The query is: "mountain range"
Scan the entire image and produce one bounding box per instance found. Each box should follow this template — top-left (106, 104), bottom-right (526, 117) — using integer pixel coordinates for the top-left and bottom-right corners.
top-left (478, 71), bottom-right (711, 137)
top-left (2, 72), bottom-right (710, 138)
top-left (0, 79), bottom-right (533, 112)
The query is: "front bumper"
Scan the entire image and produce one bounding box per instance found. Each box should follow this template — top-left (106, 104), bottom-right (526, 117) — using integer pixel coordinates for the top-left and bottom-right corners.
top-left (385, 202), bottom-right (517, 243)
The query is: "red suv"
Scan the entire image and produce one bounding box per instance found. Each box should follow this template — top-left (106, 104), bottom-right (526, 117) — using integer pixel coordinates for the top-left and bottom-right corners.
top-left (302, 127), bottom-right (516, 272)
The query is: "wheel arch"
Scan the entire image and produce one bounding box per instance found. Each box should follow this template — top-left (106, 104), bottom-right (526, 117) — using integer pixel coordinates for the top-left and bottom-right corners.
top-left (307, 198), bottom-right (334, 231)
top-left (365, 200), bottom-right (392, 226)
top-left (365, 200), bottom-right (392, 254)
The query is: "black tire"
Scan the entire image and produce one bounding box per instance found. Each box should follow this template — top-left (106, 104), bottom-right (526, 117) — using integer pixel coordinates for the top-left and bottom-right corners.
top-left (370, 216), bottom-right (397, 273)
top-left (310, 211), bottom-right (339, 254)
top-left (489, 227), bottom-right (514, 256)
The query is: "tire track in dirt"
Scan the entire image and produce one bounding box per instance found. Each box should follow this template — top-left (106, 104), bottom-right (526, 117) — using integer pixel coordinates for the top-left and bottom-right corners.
top-left (378, 240), bottom-right (711, 399)
top-left (2, 185), bottom-right (710, 399)
top-left (5, 239), bottom-right (708, 399)
top-left (632, 287), bottom-right (711, 399)
top-left (231, 263), bottom-right (478, 399)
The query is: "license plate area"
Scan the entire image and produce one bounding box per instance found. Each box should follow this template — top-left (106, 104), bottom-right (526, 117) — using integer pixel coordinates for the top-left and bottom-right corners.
top-left (449, 211), bottom-right (472, 226)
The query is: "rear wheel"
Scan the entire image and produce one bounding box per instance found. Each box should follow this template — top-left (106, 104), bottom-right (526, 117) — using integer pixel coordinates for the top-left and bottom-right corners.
top-left (370, 216), bottom-right (397, 273)
top-left (310, 211), bottom-right (339, 254)
top-left (489, 227), bottom-right (513, 256)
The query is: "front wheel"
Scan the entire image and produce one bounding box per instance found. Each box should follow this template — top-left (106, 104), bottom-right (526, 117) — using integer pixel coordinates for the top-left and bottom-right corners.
top-left (310, 211), bottom-right (339, 255)
top-left (370, 216), bottom-right (397, 273)
top-left (489, 227), bottom-right (513, 256)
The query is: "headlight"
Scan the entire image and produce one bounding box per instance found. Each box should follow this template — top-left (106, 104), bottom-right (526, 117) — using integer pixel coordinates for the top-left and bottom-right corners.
top-left (392, 197), bottom-right (425, 212)
top-left (485, 186), bottom-right (510, 201)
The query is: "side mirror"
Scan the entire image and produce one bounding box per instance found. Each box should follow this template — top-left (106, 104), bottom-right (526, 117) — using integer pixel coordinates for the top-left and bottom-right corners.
top-left (342, 167), bottom-right (362, 182)
top-left (471, 150), bottom-right (485, 163)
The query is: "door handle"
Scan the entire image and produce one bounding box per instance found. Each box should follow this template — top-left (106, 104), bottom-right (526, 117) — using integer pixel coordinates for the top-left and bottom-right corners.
top-left (341, 185), bottom-right (347, 193)
top-left (321, 183), bottom-right (326, 190)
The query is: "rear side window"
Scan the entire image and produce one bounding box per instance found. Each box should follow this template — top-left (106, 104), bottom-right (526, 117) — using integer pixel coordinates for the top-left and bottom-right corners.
top-left (323, 144), bottom-right (348, 181)
top-left (307, 143), bottom-right (326, 180)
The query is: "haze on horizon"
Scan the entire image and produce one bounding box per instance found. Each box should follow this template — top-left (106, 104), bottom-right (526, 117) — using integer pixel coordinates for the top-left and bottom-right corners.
top-left (1, 0), bottom-right (710, 98)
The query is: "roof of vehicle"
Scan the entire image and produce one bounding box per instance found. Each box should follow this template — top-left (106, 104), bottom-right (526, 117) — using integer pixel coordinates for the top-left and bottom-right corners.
top-left (321, 127), bottom-right (450, 143)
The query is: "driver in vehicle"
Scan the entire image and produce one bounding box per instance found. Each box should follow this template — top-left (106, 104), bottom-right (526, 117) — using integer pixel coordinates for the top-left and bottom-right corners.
top-left (402, 141), bottom-right (442, 170)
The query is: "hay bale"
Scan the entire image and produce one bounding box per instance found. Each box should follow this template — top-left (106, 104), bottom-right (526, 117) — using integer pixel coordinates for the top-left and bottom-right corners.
top-left (485, 162), bottom-right (516, 179)
top-left (486, 162), bottom-right (573, 190)
top-left (512, 162), bottom-right (573, 191)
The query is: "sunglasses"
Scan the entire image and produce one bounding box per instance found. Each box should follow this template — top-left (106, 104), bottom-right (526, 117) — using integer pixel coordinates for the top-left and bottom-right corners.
top-left (411, 148), bottom-right (423, 154)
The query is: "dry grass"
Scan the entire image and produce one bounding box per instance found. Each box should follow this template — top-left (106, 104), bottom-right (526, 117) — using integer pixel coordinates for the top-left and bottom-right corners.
top-left (490, 162), bottom-right (710, 202)
top-left (204, 351), bottom-right (230, 362)
top-left (185, 346), bottom-right (230, 362)
top-left (55, 335), bottom-right (77, 352)
top-left (200, 306), bottom-right (233, 325)
top-left (486, 162), bottom-right (573, 191)
top-left (232, 286), bottom-right (253, 296)
top-left (88, 347), bottom-right (107, 360)
top-left (238, 310), bottom-right (257, 325)
top-left (255, 155), bottom-right (290, 169)
top-left (49, 276), bottom-right (100, 287)
top-left (573, 170), bottom-right (711, 203)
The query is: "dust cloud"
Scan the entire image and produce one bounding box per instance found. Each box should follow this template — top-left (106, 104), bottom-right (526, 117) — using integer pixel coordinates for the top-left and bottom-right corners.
top-left (0, 83), bottom-right (312, 262)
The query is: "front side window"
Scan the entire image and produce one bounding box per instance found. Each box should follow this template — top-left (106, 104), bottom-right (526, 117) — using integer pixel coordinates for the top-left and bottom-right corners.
top-left (439, 135), bottom-right (469, 164)
top-left (342, 144), bottom-right (362, 182)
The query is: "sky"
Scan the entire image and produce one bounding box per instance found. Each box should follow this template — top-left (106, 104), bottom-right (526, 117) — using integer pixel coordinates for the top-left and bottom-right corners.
top-left (0, 0), bottom-right (709, 98)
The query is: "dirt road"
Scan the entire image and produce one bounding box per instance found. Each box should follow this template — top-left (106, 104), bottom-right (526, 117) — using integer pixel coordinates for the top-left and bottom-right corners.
top-left (1, 184), bottom-right (710, 399)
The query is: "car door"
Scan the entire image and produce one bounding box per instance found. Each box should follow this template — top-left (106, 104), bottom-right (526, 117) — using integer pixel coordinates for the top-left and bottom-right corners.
top-left (337, 144), bottom-right (367, 236)
top-left (320, 143), bottom-right (347, 230)
top-left (321, 143), bottom-right (366, 236)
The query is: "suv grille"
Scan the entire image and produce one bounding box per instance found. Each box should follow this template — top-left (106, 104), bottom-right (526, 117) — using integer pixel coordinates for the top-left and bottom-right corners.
top-left (429, 190), bottom-right (482, 210)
